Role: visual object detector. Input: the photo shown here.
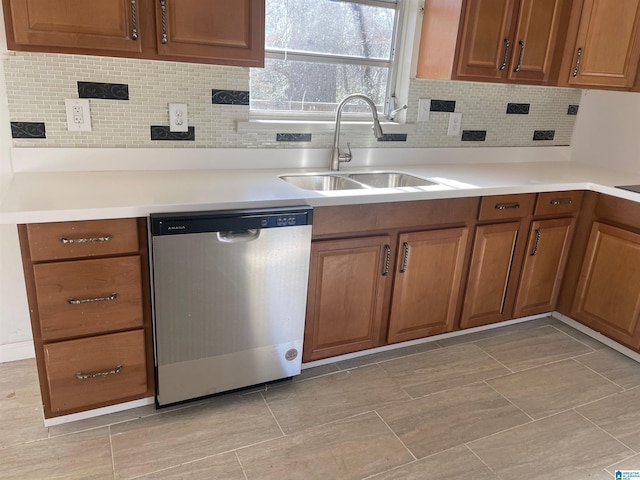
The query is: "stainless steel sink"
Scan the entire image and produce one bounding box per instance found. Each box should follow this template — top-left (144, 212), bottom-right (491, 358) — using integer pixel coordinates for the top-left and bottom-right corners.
top-left (348, 172), bottom-right (437, 188)
top-left (280, 174), bottom-right (366, 191)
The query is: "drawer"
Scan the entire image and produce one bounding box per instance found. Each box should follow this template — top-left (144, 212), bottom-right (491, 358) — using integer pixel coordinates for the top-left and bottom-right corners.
top-left (33, 256), bottom-right (143, 340)
top-left (534, 191), bottom-right (583, 217)
top-left (44, 330), bottom-right (147, 414)
top-left (478, 194), bottom-right (535, 221)
top-left (26, 218), bottom-right (139, 261)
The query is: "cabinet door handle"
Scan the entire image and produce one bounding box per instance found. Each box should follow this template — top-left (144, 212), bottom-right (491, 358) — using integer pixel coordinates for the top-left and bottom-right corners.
top-left (400, 241), bottom-right (410, 273)
top-left (131, 0), bottom-right (138, 40)
top-left (67, 293), bottom-right (118, 305)
top-left (76, 365), bottom-right (123, 380)
top-left (499, 38), bottom-right (510, 71)
top-left (513, 41), bottom-right (524, 72)
top-left (60, 235), bottom-right (112, 244)
top-left (572, 48), bottom-right (582, 77)
top-left (530, 228), bottom-right (541, 256)
top-left (550, 198), bottom-right (573, 206)
top-left (160, 0), bottom-right (168, 44)
top-left (382, 244), bottom-right (391, 276)
top-left (495, 203), bottom-right (520, 210)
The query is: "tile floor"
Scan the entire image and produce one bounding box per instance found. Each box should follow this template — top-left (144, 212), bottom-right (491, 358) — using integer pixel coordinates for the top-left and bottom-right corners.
top-left (2, 316), bottom-right (640, 479)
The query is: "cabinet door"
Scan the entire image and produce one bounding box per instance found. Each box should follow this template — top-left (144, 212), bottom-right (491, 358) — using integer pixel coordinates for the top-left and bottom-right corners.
top-left (460, 222), bottom-right (520, 329)
top-left (303, 236), bottom-right (391, 362)
top-left (508, 0), bottom-right (567, 83)
top-left (155, 0), bottom-right (264, 66)
top-left (567, 0), bottom-right (640, 88)
top-left (387, 228), bottom-right (469, 344)
top-left (455, 0), bottom-right (517, 80)
top-left (5, 0), bottom-right (142, 52)
top-left (571, 222), bottom-right (640, 348)
top-left (513, 217), bottom-right (575, 317)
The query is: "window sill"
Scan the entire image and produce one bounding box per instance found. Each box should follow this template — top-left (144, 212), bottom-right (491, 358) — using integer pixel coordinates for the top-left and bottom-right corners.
top-left (235, 119), bottom-right (417, 135)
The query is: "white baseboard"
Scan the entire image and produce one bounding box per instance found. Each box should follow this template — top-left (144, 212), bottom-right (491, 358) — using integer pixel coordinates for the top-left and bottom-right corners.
top-left (43, 397), bottom-right (155, 427)
top-left (0, 340), bottom-right (35, 363)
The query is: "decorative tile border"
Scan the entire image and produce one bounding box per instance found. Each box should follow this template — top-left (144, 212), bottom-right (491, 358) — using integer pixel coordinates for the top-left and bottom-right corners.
top-left (10, 121), bottom-right (46, 138)
top-left (150, 126), bottom-right (195, 141)
top-left (430, 100), bottom-right (456, 112)
top-left (378, 133), bottom-right (408, 142)
top-left (567, 105), bottom-right (579, 115)
top-left (533, 130), bottom-right (555, 141)
top-left (461, 130), bottom-right (487, 142)
top-left (506, 103), bottom-right (530, 114)
top-left (212, 89), bottom-right (249, 105)
top-left (78, 82), bottom-right (129, 100)
top-left (276, 133), bottom-right (312, 142)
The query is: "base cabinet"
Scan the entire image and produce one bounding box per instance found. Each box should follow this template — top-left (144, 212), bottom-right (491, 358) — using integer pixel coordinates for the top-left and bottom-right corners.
top-left (571, 222), bottom-right (640, 349)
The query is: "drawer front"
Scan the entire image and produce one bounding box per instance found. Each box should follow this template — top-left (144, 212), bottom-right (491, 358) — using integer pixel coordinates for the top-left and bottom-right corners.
top-left (34, 256), bottom-right (143, 340)
top-left (534, 191), bottom-right (583, 216)
top-left (478, 194), bottom-right (535, 221)
top-left (26, 218), bottom-right (139, 261)
top-left (44, 330), bottom-right (148, 414)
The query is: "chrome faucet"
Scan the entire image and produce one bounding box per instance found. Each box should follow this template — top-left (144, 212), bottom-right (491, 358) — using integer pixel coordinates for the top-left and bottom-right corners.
top-left (330, 94), bottom-right (384, 171)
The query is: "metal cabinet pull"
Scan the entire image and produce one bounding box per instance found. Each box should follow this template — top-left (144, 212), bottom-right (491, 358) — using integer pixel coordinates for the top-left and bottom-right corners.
top-left (67, 293), bottom-right (118, 305)
top-left (550, 198), bottom-right (573, 206)
top-left (499, 38), bottom-right (510, 70)
top-left (60, 235), bottom-right (112, 244)
top-left (572, 48), bottom-right (582, 77)
top-left (495, 203), bottom-right (520, 210)
top-left (131, 0), bottom-right (138, 40)
top-left (76, 365), bottom-right (122, 380)
top-left (382, 244), bottom-right (391, 276)
top-left (530, 228), bottom-right (542, 256)
top-left (513, 41), bottom-right (524, 72)
top-left (160, 0), bottom-right (168, 44)
top-left (400, 241), bottom-right (410, 273)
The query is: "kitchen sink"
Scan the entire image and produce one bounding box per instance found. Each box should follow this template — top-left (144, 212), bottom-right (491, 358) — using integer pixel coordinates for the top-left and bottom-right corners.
top-left (280, 174), bottom-right (366, 191)
top-left (348, 172), bottom-right (437, 188)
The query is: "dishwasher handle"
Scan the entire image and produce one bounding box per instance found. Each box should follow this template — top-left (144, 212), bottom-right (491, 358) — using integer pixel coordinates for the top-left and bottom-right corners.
top-left (217, 229), bottom-right (261, 243)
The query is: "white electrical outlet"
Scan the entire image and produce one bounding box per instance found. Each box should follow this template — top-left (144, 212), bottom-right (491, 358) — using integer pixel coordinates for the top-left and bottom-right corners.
top-left (65, 99), bottom-right (92, 132)
top-left (447, 112), bottom-right (462, 136)
top-left (169, 103), bottom-right (188, 132)
top-left (417, 98), bottom-right (430, 122)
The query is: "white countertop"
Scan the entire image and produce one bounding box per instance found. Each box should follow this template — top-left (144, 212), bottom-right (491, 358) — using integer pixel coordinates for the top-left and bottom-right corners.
top-left (2, 158), bottom-right (640, 224)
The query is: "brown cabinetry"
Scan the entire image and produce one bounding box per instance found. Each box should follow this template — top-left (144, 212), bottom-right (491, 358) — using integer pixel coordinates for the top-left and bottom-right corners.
top-left (2, 0), bottom-right (265, 67)
top-left (18, 218), bottom-right (153, 418)
top-left (560, 0), bottom-right (640, 88)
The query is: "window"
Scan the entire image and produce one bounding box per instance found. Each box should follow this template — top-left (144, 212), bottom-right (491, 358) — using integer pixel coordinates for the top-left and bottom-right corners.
top-left (250, 0), bottom-right (401, 116)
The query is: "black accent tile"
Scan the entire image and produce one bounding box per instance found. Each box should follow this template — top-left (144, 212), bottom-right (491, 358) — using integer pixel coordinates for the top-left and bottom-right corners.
top-left (150, 126), bottom-right (195, 141)
top-left (567, 105), bottom-right (579, 115)
top-left (212, 89), bottom-right (250, 105)
top-left (461, 130), bottom-right (486, 142)
top-left (276, 133), bottom-right (312, 142)
top-left (506, 103), bottom-right (530, 114)
top-left (377, 133), bottom-right (408, 142)
top-left (533, 130), bottom-right (555, 141)
top-left (11, 122), bottom-right (46, 139)
top-left (78, 82), bottom-right (129, 100)
top-left (430, 100), bottom-right (456, 112)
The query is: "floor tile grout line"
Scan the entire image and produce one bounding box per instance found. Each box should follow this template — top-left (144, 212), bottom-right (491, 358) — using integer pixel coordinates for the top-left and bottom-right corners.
top-left (474, 348), bottom-right (515, 375)
top-left (108, 424), bottom-right (116, 480)
top-left (463, 442), bottom-right (502, 478)
top-left (571, 358), bottom-right (629, 391)
top-left (573, 408), bottom-right (639, 455)
top-left (259, 391), bottom-right (286, 438)
top-left (234, 450), bottom-right (250, 480)
top-left (483, 380), bottom-right (536, 423)
top-left (373, 410), bottom-right (417, 461)
top-left (549, 323), bottom-right (602, 351)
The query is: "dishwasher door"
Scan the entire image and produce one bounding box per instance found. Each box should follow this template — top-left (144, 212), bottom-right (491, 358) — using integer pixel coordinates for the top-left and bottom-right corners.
top-left (150, 207), bottom-right (312, 406)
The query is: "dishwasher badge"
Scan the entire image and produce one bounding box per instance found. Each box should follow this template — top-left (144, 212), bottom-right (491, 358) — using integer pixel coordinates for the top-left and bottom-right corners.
top-left (285, 349), bottom-right (299, 361)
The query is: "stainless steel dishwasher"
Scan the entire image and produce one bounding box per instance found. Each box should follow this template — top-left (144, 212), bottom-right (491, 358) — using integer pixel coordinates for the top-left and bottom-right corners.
top-left (150, 206), bottom-right (313, 406)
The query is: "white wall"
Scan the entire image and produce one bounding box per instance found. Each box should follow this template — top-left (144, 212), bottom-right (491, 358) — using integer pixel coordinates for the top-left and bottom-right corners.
top-left (571, 89), bottom-right (640, 174)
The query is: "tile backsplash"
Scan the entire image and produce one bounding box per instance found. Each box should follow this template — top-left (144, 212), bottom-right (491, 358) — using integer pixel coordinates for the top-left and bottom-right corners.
top-left (4, 52), bottom-right (582, 149)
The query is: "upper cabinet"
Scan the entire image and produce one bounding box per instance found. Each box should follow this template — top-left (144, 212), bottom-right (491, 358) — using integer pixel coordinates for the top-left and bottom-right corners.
top-left (2, 0), bottom-right (265, 67)
top-left (559, 0), bottom-right (640, 88)
top-left (418, 0), bottom-right (571, 85)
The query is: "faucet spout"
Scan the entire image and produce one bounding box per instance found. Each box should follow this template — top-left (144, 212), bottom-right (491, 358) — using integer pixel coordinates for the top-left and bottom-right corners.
top-left (330, 94), bottom-right (384, 171)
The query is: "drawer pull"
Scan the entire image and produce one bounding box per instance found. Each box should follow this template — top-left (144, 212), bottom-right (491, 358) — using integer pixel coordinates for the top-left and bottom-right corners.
top-left (549, 198), bottom-right (573, 206)
top-left (60, 235), bottom-right (113, 244)
top-left (400, 241), bottom-right (410, 273)
top-left (530, 228), bottom-right (542, 256)
top-left (573, 48), bottom-right (582, 77)
top-left (513, 40), bottom-right (524, 73)
top-left (67, 293), bottom-right (118, 305)
top-left (76, 365), bottom-right (123, 380)
top-left (131, 0), bottom-right (138, 40)
top-left (382, 244), bottom-right (391, 276)
top-left (499, 38), bottom-right (510, 71)
top-left (495, 203), bottom-right (520, 210)
top-left (160, 0), bottom-right (168, 44)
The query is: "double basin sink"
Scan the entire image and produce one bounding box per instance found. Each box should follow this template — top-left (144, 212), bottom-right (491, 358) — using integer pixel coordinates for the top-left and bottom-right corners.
top-left (281, 172), bottom-right (437, 191)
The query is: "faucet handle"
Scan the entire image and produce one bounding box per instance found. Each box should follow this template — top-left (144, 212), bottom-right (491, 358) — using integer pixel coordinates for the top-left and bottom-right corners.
top-left (338, 142), bottom-right (352, 163)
